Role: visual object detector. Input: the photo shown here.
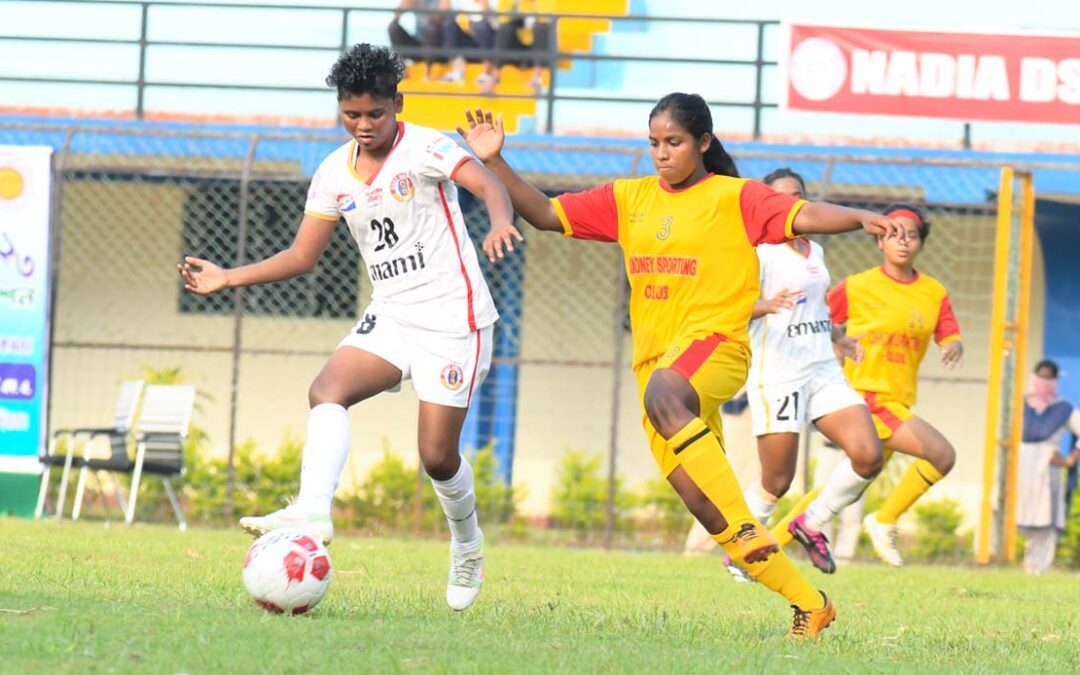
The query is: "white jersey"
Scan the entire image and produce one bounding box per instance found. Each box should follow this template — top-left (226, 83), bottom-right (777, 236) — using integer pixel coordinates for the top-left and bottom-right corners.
top-left (747, 240), bottom-right (836, 387)
top-left (304, 122), bottom-right (498, 334)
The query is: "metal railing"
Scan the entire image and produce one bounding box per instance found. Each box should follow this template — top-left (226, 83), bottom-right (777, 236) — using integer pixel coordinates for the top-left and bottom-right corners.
top-left (0, 0), bottom-right (780, 136)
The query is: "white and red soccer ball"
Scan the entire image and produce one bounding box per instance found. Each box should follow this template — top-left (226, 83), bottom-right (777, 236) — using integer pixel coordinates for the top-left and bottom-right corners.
top-left (242, 530), bottom-right (332, 614)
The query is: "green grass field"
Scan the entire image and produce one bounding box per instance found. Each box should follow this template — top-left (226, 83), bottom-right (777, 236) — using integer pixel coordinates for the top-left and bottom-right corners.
top-left (2, 518), bottom-right (1078, 673)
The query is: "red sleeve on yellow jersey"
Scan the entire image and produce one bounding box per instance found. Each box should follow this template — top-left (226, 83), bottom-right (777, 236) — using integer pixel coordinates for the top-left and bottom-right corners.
top-left (738, 180), bottom-right (806, 245)
top-left (827, 280), bottom-right (849, 324)
top-left (934, 294), bottom-right (961, 345)
top-left (552, 183), bottom-right (619, 242)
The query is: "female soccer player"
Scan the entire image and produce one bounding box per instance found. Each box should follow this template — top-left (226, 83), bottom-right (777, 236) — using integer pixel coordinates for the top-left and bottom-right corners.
top-left (706, 168), bottom-right (883, 580)
top-left (827, 204), bottom-right (964, 567)
top-left (458, 95), bottom-right (901, 638)
top-left (178, 44), bottom-right (522, 612)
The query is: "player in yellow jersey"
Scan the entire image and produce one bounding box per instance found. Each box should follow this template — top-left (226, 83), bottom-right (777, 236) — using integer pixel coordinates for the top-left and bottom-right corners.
top-left (458, 94), bottom-right (902, 638)
top-left (826, 205), bottom-right (963, 567)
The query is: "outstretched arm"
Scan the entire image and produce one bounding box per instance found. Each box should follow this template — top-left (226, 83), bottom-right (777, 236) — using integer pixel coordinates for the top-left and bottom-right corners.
top-left (751, 288), bottom-right (798, 319)
top-left (457, 108), bottom-right (564, 232)
top-left (793, 202), bottom-right (903, 239)
top-left (452, 158), bottom-right (523, 262)
top-left (178, 215), bottom-right (336, 294)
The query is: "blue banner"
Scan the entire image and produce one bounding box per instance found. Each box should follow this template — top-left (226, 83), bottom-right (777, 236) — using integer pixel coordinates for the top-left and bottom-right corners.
top-left (0, 145), bottom-right (52, 482)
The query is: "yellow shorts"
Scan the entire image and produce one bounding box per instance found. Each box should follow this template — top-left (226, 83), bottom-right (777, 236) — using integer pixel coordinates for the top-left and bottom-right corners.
top-left (635, 334), bottom-right (749, 476)
top-left (859, 390), bottom-right (913, 441)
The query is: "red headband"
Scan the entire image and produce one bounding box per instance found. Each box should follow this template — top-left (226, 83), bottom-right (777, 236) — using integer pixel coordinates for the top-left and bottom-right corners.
top-left (887, 209), bottom-right (925, 232)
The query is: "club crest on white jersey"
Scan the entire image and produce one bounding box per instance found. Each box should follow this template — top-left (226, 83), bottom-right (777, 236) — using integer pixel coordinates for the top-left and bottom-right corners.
top-left (304, 122), bottom-right (497, 334)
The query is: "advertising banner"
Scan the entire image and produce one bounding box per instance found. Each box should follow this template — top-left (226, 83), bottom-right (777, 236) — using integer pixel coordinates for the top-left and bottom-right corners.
top-left (0, 145), bottom-right (52, 516)
top-left (782, 23), bottom-right (1080, 124)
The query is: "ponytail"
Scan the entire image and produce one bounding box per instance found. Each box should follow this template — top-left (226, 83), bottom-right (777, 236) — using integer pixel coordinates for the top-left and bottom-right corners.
top-left (704, 136), bottom-right (738, 178)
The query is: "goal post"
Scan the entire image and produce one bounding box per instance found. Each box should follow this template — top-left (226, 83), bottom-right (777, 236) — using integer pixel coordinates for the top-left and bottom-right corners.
top-left (977, 168), bottom-right (1035, 565)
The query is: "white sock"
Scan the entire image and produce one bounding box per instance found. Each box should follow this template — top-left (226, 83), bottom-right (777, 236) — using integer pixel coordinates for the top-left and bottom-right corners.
top-left (805, 457), bottom-right (873, 531)
top-left (295, 403), bottom-right (351, 515)
top-left (745, 483), bottom-right (779, 524)
top-left (431, 457), bottom-right (481, 554)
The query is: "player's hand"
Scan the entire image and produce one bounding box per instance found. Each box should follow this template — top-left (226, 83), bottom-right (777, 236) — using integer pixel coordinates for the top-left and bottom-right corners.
top-left (940, 340), bottom-right (964, 370)
top-left (178, 256), bottom-right (229, 295)
top-left (860, 212), bottom-right (905, 241)
top-left (482, 221), bottom-right (524, 262)
top-left (760, 288), bottom-right (798, 314)
top-left (456, 108), bottom-right (505, 163)
top-left (834, 334), bottom-right (865, 364)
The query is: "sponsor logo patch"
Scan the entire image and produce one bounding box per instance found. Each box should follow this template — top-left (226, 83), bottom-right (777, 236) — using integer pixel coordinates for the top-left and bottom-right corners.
top-left (336, 193), bottom-right (357, 213)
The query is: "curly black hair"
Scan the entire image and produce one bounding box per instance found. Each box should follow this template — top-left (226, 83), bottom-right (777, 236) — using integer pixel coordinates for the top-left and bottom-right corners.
top-left (762, 167), bottom-right (807, 195)
top-left (883, 203), bottom-right (931, 241)
top-left (326, 43), bottom-right (406, 100)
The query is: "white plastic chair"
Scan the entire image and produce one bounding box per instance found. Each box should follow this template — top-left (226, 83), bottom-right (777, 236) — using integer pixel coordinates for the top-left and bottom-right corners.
top-left (35, 380), bottom-right (144, 520)
top-left (72, 384), bottom-right (196, 530)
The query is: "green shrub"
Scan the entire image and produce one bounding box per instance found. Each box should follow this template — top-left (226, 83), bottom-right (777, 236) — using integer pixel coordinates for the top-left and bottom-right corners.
top-left (550, 449), bottom-right (632, 538)
top-left (340, 441), bottom-right (432, 533)
top-left (181, 434), bottom-right (302, 523)
top-left (911, 498), bottom-right (967, 562)
top-left (337, 441), bottom-right (524, 534)
top-left (635, 476), bottom-right (690, 543)
top-left (468, 444), bottom-right (525, 525)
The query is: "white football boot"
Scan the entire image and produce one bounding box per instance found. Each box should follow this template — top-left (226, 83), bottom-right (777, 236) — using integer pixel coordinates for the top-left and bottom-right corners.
top-left (723, 552), bottom-right (754, 583)
top-left (862, 512), bottom-right (903, 567)
top-left (446, 534), bottom-right (484, 611)
top-left (239, 504), bottom-right (334, 546)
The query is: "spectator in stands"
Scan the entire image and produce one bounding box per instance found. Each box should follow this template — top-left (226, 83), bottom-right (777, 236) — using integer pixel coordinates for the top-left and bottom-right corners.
top-left (388, 0), bottom-right (446, 81)
top-left (485, 0), bottom-right (553, 94)
top-left (1017, 358), bottom-right (1080, 574)
top-left (441, 0), bottom-right (496, 85)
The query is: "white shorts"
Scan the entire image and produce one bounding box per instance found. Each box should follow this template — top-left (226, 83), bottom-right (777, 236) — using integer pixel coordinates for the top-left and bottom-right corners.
top-left (338, 310), bottom-right (493, 408)
top-left (749, 359), bottom-right (865, 436)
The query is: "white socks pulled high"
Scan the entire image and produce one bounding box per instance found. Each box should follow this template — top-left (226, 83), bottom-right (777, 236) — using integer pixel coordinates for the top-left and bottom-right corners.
top-left (295, 403), bottom-right (352, 515)
top-left (805, 457), bottom-right (873, 532)
top-left (431, 457), bottom-right (481, 554)
top-left (745, 482), bottom-right (780, 524)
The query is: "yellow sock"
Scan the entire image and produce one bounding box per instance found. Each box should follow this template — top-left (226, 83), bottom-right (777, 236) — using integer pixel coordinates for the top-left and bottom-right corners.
top-left (722, 541), bottom-right (824, 610)
top-left (668, 417), bottom-right (754, 533)
top-left (769, 486), bottom-right (823, 547)
top-left (876, 459), bottom-right (944, 525)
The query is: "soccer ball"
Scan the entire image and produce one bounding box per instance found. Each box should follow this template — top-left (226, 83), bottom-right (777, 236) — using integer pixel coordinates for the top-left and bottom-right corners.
top-left (242, 529), bottom-right (332, 614)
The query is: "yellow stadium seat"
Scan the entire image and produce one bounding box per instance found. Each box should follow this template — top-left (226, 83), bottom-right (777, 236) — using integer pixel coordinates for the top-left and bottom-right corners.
top-left (399, 0), bottom-right (627, 130)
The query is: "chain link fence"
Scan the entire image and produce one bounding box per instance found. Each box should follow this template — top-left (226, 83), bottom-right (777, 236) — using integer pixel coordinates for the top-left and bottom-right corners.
top-left (9, 122), bottom-right (1078, 550)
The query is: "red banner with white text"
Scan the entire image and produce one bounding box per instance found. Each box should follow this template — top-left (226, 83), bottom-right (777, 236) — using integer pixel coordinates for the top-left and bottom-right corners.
top-left (781, 23), bottom-right (1080, 124)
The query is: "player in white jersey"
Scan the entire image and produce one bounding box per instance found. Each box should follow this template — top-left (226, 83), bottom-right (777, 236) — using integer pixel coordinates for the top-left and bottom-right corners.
top-left (178, 44), bottom-right (521, 612)
top-left (684, 169), bottom-right (883, 576)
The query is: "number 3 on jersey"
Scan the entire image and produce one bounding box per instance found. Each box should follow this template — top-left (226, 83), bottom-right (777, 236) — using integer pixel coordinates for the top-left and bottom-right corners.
top-left (775, 391), bottom-right (800, 421)
top-left (370, 217), bottom-right (399, 251)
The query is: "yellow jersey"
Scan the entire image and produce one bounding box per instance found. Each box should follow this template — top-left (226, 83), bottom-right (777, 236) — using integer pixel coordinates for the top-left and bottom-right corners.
top-left (553, 174), bottom-right (805, 368)
top-left (828, 266), bottom-right (961, 407)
